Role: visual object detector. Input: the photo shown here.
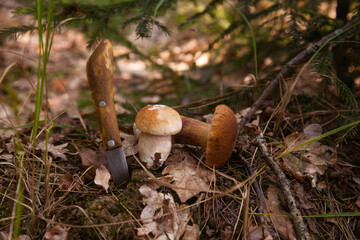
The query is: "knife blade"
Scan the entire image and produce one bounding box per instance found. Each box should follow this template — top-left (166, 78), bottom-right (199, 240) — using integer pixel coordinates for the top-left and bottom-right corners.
top-left (86, 39), bottom-right (130, 186)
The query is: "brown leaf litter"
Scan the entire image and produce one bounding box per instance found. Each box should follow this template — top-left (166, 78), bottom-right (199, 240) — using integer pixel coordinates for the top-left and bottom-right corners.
top-left (135, 184), bottom-right (193, 239)
top-left (280, 123), bottom-right (337, 188)
top-left (160, 148), bottom-right (211, 202)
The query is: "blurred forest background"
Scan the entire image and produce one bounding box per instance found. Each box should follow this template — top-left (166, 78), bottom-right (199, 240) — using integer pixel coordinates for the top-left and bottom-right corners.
top-left (0, 0), bottom-right (360, 239)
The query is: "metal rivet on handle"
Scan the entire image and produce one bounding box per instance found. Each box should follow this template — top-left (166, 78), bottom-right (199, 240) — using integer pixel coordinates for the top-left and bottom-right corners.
top-left (107, 140), bottom-right (115, 147)
top-left (99, 100), bottom-right (106, 108)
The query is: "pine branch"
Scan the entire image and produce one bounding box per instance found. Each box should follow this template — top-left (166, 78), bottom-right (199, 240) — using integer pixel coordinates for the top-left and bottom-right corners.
top-left (179, 0), bottom-right (224, 27)
top-left (12, 6), bottom-right (37, 16)
top-left (208, 3), bottom-right (281, 50)
top-left (327, 75), bottom-right (359, 110)
top-left (237, 17), bottom-right (360, 132)
top-left (0, 25), bottom-right (37, 40)
top-left (311, 49), bottom-right (358, 112)
top-left (255, 133), bottom-right (310, 240)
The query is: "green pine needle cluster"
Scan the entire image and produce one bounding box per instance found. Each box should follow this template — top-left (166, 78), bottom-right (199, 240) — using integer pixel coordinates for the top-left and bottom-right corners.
top-left (1, 0), bottom-right (176, 49)
top-left (1, 0), bottom-right (360, 135)
top-left (0, 25), bottom-right (37, 40)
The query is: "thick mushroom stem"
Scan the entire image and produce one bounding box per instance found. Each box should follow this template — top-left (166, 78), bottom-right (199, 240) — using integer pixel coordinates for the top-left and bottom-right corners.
top-left (174, 116), bottom-right (211, 147)
top-left (173, 105), bottom-right (238, 168)
top-left (138, 133), bottom-right (172, 169)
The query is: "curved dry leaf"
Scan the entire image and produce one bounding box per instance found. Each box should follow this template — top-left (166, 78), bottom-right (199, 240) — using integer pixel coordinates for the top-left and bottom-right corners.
top-left (281, 124), bottom-right (337, 188)
top-left (94, 165), bottom-right (111, 192)
top-left (182, 225), bottom-right (200, 240)
top-left (161, 149), bottom-right (211, 202)
top-left (248, 225), bottom-right (273, 240)
top-left (119, 132), bottom-right (138, 156)
top-left (37, 138), bottom-right (68, 160)
top-left (303, 123), bottom-right (322, 139)
top-left (265, 185), bottom-right (296, 240)
top-left (136, 185), bottom-right (190, 240)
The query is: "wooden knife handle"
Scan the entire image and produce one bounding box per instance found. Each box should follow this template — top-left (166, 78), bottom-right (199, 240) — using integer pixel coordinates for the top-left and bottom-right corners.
top-left (86, 39), bottom-right (122, 150)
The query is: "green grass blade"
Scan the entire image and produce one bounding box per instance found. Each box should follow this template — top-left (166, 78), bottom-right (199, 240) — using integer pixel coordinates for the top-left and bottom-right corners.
top-left (276, 120), bottom-right (360, 159)
top-left (238, 11), bottom-right (258, 81)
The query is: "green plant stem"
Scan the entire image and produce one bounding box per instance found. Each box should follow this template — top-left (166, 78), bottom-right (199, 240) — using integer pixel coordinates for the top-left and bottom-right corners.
top-left (12, 140), bottom-right (25, 239)
top-left (238, 11), bottom-right (258, 82)
top-left (276, 120), bottom-right (360, 159)
top-left (225, 0), bottom-right (258, 82)
top-left (153, 0), bottom-right (165, 18)
top-left (29, 0), bottom-right (54, 229)
top-left (32, 0), bottom-right (44, 143)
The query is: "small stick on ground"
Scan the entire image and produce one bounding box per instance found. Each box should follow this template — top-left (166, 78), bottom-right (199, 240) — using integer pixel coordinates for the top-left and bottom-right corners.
top-left (237, 17), bottom-right (360, 134)
top-left (255, 133), bottom-right (310, 240)
top-left (239, 154), bottom-right (279, 240)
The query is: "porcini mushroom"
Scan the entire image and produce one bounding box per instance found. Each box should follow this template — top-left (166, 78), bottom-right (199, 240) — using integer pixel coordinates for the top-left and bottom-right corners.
top-left (135, 104), bottom-right (182, 169)
top-left (174, 104), bottom-right (237, 168)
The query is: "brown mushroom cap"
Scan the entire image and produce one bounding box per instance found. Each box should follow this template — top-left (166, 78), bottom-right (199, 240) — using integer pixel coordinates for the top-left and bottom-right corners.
top-left (173, 104), bottom-right (237, 168)
top-left (206, 105), bottom-right (238, 168)
top-left (135, 105), bottom-right (182, 135)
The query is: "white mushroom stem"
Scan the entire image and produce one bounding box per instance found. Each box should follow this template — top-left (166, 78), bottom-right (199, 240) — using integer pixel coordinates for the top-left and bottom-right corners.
top-left (138, 133), bottom-right (172, 169)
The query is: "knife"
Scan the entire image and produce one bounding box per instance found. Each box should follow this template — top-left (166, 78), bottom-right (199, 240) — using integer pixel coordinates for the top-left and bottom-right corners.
top-left (86, 39), bottom-right (130, 186)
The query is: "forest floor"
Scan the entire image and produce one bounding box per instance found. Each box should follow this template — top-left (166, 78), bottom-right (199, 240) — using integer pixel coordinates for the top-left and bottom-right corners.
top-left (1, 1), bottom-right (360, 240)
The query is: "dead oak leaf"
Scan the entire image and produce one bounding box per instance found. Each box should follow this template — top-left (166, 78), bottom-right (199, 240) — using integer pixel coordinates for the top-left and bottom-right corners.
top-left (182, 224), bottom-right (200, 240)
top-left (120, 132), bottom-right (138, 156)
top-left (94, 165), bottom-right (111, 192)
top-left (136, 185), bottom-right (190, 240)
top-left (282, 124), bottom-right (337, 188)
top-left (265, 184), bottom-right (296, 240)
top-left (161, 148), bottom-right (211, 202)
top-left (247, 225), bottom-right (272, 240)
top-left (37, 138), bottom-right (68, 160)
top-left (79, 147), bottom-right (108, 179)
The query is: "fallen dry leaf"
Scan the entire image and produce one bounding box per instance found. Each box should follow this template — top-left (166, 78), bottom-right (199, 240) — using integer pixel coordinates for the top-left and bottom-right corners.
top-left (182, 224), bottom-right (200, 240)
top-left (120, 132), bottom-right (138, 156)
top-left (281, 124), bottom-right (337, 188)
top-left (247, 225), bottom-right (273, 240)
top-left (37, 137), bottom-right (68, 160)
top-left (135, 184), bottom-right (190, 240)
top-left (57, 173), bottom-right (73, 190)
top-left (161, 148), bottom-right (211, 202)
top-left (79, 147), bottom-right (108, 179)
top-left (293, 182), bottom-right (315, 211)
top-left (303, 123), bottom-right (322, 139)
top-left (79, 147), bottom-right (107, 168)
top-left (265, 184), bottom-right (296, 240)
top-left (79, 147), bottom-right (98, 167)
top-left (44, 225), bottom-right (68, 240)
top-left (94, 165), bottom-right (111, 192)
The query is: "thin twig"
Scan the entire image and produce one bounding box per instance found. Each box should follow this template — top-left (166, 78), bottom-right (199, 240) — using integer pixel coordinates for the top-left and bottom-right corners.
top-left (255, 133), bottom-right (310, 240)
top-left (237, 17), bottom-right (360, 133)
top-left (239, 154), bottom-right (279, 240)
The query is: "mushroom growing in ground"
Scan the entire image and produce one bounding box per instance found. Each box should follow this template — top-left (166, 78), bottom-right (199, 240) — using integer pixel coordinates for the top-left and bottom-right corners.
top-left (135, 104), bottom-right (182, 169)
top-left (174, 104), bottom-right (237, 168)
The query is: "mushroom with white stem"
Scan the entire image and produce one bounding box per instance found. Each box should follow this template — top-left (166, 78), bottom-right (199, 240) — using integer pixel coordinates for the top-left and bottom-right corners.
top-left (174, 104), bottom-right (238, 168)
top-left (135, 104), bottom-right (182, 169)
